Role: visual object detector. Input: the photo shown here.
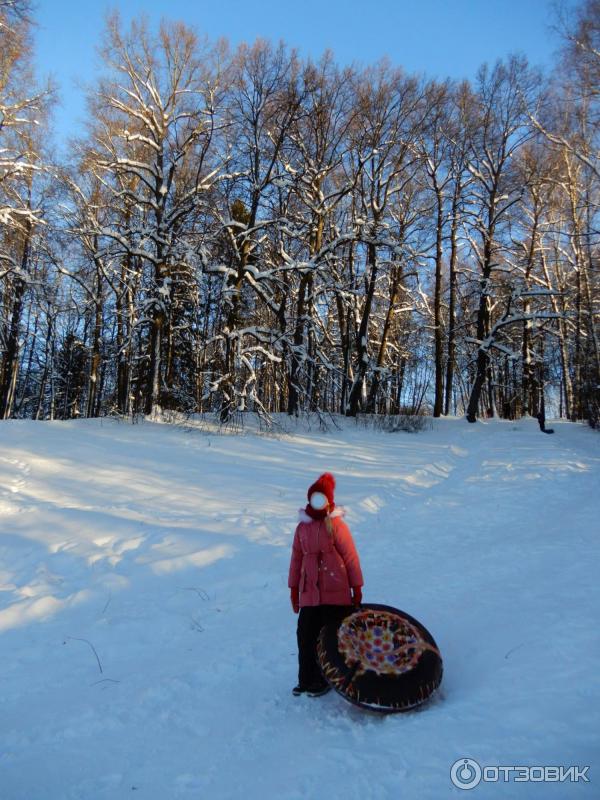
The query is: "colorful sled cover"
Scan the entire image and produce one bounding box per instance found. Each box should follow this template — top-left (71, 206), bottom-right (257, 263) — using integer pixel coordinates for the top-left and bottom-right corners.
top-left (317, 603), bottom-right (443, 713)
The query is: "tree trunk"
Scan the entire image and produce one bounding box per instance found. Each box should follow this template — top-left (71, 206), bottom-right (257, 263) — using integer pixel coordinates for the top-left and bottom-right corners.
top-left (287, 272), bottom-right (312, 416)
top-left (0, 280), bottom-right (25, 419)
top-left (86, 259), bottom-right (104, 418)
top-left (466, 203), bottom-right (496, 423)
top-left (0, 222), bottom-right (31, 419)
top-left (367, 259), bottom-right (403, 413)
top-left (347, 241), bottom-right (377, 416)
top-left (444, 189), bottom-right (460, 416)
top-left (433, 185), bottom-right (444, 417)
top-left (466, 289), bottom-right (491, 423)
top-left (145, 307), bottom-right (164, 415)
top-left (521, 212), bottom-right (539, 416)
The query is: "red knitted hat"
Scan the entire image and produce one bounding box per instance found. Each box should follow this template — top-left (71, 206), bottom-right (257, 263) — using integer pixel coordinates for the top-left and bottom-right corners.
top-left (307, 472), bottom-right (336, 508)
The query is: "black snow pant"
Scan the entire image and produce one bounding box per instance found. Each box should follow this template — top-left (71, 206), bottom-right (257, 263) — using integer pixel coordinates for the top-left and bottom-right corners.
top-left (297, 604), bottom-right (353, 688)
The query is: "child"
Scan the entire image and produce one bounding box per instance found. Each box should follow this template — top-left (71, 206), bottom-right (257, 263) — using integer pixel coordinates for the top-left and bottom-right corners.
top-left (288, 472), bottom-right (364, 696)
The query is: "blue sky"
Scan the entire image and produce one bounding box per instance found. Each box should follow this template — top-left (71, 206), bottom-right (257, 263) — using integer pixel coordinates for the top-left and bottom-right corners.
top-left (34, 0), bottom-right (568, 146)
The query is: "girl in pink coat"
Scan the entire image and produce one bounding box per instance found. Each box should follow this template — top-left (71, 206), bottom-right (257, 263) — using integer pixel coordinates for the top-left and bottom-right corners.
top-left (288, 472), bottom-right (364, 696)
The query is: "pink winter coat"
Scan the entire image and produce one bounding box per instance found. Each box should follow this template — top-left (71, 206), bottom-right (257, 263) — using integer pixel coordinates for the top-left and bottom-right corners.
top-left (288, 508), bottom-right (364, 607)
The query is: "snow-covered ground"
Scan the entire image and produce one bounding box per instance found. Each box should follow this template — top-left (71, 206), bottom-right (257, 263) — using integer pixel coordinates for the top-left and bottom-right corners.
top-left (0, 415), bottom-right (598, 800)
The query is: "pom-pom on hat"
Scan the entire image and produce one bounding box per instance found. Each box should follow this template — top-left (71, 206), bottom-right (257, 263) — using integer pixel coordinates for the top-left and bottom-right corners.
top-left (307, 472), bottom-right (336, 509)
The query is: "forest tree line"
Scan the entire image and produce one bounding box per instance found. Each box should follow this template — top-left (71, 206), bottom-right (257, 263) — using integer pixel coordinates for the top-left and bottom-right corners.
top-left (1, 0), bottom-right (599, 425)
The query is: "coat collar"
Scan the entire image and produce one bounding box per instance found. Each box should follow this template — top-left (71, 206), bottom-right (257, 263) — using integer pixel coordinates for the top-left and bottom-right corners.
top-left (298, 507), bottom-right (345, 523)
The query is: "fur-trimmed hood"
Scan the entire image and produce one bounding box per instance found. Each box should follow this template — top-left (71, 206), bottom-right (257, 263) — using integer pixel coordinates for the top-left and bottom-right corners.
top-left (297, 506), bottom-right (346, 524)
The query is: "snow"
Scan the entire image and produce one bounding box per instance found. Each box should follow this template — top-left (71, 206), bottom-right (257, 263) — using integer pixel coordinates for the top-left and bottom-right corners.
top-left (0, 416), bottom-right (599, 800)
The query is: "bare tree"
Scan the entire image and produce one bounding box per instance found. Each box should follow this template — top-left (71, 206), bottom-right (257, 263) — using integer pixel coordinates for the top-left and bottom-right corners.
top-left (464, 57), bottom-right (543, 422)
top-left (78, 14), bottom-right (225, 415)
top-left (283, 54), bottom-right (357, 415)
top-left (0, 7), bottom-right (53, 417)
top-left (213, 39), bottom-right (303, 420)
top-left (345, 62), bottom-right (426, 416)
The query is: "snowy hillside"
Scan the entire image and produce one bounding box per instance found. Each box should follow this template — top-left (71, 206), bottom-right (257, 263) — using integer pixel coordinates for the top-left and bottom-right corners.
top-left (1, 416), bottom-right (598, 799)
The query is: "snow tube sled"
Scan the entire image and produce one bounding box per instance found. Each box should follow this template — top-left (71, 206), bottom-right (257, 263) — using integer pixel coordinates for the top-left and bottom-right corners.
top-left (317, 603), bottom-right (443, 713)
